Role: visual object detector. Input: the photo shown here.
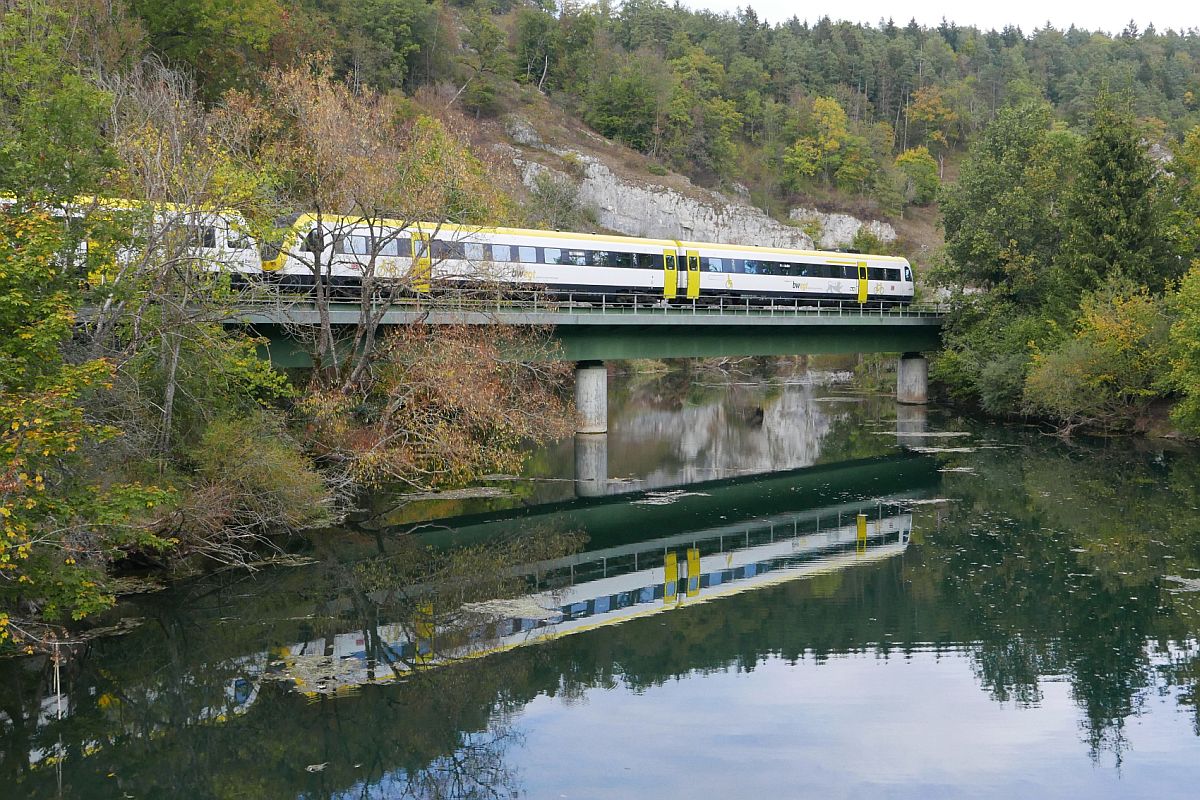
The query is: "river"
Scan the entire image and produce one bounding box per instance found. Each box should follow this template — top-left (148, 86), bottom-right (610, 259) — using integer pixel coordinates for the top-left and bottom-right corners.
top-left (3, 364), bottom-right (1200, 798)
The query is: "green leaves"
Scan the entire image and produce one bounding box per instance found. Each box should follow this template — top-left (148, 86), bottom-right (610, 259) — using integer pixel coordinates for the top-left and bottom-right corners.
top-left (1057, 92), bottom-right (1174, 295)
top-left (940, 102), bottom-right (1077, 303)
top-left (1167, 263), bottom-right (1200, 433)
top-left (895, 146), bottom-right (939, 205)
top-left (0, 2), bottom-right (116, 201)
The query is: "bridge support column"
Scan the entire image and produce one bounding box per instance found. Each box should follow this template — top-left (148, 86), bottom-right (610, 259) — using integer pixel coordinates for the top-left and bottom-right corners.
top-left (574, 434), bottom-right (608, 498)
top-left (575, 361), bottom-right (608, 434)
top-left (897, 353), bottom-right (928, 405)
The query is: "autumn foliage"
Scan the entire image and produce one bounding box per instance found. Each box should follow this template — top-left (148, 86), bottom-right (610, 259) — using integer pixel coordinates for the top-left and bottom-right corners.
top-left (299, 323), bottom-right (572, 490)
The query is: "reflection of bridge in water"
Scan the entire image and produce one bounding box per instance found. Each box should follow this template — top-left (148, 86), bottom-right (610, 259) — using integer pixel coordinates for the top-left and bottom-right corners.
top-left (278, 453), bottom-right (938, 694)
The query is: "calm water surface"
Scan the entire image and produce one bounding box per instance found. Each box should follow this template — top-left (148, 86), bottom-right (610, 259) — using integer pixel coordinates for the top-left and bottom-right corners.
top-left (4, 366), bottom-right (1200, 799)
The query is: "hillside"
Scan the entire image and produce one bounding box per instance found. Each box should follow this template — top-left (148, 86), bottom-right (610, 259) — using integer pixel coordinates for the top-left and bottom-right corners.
top-left (467, 87), bottom-right (910, 256)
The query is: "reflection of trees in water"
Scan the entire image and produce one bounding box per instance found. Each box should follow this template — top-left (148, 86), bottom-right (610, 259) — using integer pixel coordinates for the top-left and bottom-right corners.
top-left (924, 436), bottom-right (1200, 763)
top-left (0, 527), bottom-right (582, 799)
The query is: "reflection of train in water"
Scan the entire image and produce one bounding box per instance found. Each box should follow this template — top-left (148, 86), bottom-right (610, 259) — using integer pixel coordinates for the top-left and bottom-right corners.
top-left (276, 499), bottom-right (914, 695)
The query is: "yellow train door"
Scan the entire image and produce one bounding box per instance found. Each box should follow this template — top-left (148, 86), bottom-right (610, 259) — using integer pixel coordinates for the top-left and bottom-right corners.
top-left (686, 250), bottom-right (701, 299)
top-left (857, 261), bottom-right (868, 304)
top-left (664, 551), bottom-right (678, 603)
top-left (662, 250), bottom-right (678, 300)
top-left (411, 232), bottom-right (432, 293)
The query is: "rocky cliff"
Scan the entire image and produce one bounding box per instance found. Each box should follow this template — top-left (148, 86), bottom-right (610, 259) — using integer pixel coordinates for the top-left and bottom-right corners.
top-left (505, 114), bottom-right (896, 251)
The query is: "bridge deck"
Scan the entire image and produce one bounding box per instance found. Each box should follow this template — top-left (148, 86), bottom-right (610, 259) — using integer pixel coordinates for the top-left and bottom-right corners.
top-left (235, 295), bottom-right (944, 327)
top-left (238, 294), bottom-right (945, 361)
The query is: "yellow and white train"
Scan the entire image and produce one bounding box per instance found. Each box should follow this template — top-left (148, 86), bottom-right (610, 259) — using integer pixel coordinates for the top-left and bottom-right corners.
top-left (4, 198), bottom-right (914, 305)
top-left (261, 214), bottom-right (916, 306)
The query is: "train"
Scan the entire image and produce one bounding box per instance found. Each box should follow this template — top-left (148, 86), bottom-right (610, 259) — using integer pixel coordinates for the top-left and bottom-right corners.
top-left (4, 198), bottom-right (915, 305)
top-left (259, 214), bottom-right (915, 306)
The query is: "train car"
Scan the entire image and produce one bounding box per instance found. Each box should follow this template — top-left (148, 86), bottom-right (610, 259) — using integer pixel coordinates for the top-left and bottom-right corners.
top-left (260, 214), bottom-right (679, 295)
top-left (260, 214), bottom-right (915, 305)
top-left (0, 196), bottom-right (261, 279)
top-left (675, 239), bottom-right (914, 305)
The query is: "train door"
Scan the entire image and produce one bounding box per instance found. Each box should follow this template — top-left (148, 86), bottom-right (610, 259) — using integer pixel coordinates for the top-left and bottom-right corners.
top-left (686, 547), bottom-right (701, 597)
top-left (662, 250), bottom-right (678, 300)
top-left (411, 232), bottom-right (432, 293)
top-left (664, 551), bottom-right (679, 604)
top-left (857, 261), bottom-right (868, 304)
top-left (685, 250), bottom-right (701, 299)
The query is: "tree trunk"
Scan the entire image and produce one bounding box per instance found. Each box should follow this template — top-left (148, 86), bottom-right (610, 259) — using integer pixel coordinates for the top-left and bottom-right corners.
top-left (159, 329), bottom-right (182, 458)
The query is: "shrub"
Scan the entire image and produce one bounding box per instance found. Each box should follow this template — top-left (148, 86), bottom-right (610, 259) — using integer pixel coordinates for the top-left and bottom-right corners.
top-left (1024, 281), bottom-right (1170, 432)
top-left (191, 412), bottom-right (330, 533)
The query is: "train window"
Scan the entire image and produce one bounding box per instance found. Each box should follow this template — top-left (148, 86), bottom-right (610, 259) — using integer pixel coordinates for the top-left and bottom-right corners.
top-left (518, 246), bottom-right (538, 263)
top-left (492, 243), bottom-right (512, 261)
top-left (302, 229), bottom-right (323, 253)
top-left (464, 242), bottom-right (484, 260)
top-left (743, 259), bottom-right (758, 275)
top-left (703, 257), bottom-right (723, 272)
top-left (601, 251), bottom-right (633, 268)
top-left (189, 225), bottom-right (217, 249)
top-left (566, 250), bottom-right (588, 266)
top-left (429, 240), bottom-right (449, 259)
top-left (867, 267), bottom-right (888, 280)
top-left (343, 235), bottom-right (371, 255)
top-left (904, 265), bottom-right (912, 282)
top-left (227, 227), bottom-right (251, 250)
top-left (543, 247), bottom-right (564, 264)
top-left (635, 253), bottom-right (659, 269)
top-left (379, 237), bottom-right (403, 257)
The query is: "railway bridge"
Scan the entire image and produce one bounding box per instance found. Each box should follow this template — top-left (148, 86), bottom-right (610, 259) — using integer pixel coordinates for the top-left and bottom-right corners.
top-left (235, 292), bottom-right (945, 435)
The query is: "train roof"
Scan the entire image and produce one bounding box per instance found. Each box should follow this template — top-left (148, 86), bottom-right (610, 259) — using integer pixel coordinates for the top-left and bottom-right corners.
top-left (276, 213), bottom-right (909, 262)
top-left (677, 237), bottom-right (910, 263)
top-left (282, 213), bottom-right (677, 248)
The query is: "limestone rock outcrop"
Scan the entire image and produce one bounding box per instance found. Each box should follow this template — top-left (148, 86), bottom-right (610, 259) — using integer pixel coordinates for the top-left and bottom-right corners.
top-left (787, 208), bottom-right (897, 249)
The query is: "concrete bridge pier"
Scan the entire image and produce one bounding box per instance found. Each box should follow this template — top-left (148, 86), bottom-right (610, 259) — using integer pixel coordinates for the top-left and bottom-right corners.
top-left (897, 353), bottom-right (929, 405)
top-left (575, 361), bottom-right (608, 434)
top-left (574, 433), bottom-right (608, 498)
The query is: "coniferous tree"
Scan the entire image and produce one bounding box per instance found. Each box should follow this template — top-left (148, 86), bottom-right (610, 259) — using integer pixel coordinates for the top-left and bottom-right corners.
top-left (1055, 92), bottom-right (1174, 297)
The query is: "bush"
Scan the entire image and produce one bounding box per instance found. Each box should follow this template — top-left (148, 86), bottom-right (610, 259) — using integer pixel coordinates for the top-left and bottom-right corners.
top-left (1024, 281), bottom-right (1170, 432)
top-left (1167, 262), bottom-right (1200, 432)
top-left (931, 296), bottom-right (1054, 414)
top-left (895, 145), bottom-right (940, 205)
top-left (191, 412), bottom-right (330, 532)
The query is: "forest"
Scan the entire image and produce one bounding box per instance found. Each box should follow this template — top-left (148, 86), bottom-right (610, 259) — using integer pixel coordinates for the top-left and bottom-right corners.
top-left (5, 0), bottom-right (1200, 646)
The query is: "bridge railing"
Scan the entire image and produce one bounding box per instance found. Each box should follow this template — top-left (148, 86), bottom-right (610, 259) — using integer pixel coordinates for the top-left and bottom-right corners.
top-left (238, 290), bottom-right (947, 319)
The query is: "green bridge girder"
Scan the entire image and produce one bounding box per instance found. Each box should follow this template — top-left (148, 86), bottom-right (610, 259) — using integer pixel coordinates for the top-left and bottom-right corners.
top-left (236, 301), bottom-right (944, 365)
